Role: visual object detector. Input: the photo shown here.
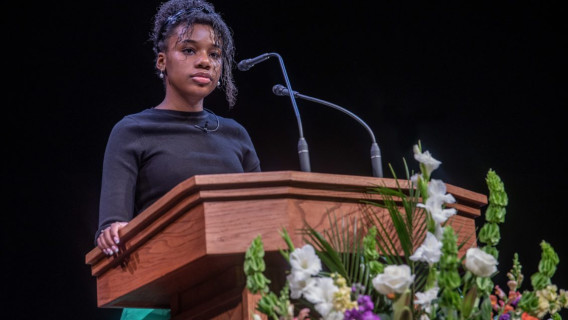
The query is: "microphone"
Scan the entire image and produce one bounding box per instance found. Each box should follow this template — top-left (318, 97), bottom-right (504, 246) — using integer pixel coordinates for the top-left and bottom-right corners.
top-left (237, 53), bottom-right (273, 71)
top-left (272, 85), bottom-right (298, 97)
top-left (238, 53), bottom-right (311, 172)
top-left (272, 84), bottom-right (384, 178)
top-left (193, 108), bottom-right (220, 133)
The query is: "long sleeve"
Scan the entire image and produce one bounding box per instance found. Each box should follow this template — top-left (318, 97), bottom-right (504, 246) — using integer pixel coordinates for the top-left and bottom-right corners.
top-left (95, 117), bottom-right (141, 242)
top-left (235, 119), bottom-right (261, 173)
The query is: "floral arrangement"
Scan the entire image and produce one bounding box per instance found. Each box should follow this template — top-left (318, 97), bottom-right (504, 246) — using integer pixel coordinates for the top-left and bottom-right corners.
top-left (244, 142), bottom-right (567, 320)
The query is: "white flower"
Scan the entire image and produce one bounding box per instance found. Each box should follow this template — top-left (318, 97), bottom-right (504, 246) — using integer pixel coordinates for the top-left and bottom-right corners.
top-left (415, 286), bottom-right (439, 313)
top-left (287, 304), bottom-right (295, 318)
top-left (410, 232), bottom-right (442, 265)
top-left (304, 277), bottom-right (338, 315)
top-left (434, 223), bottom-right (445, 240)
top-left (324, 311), bottom-right (345, 320)
top-left (465, 248), bottom-right (498, 277)
top-left (372, 264), bottom-right (415, 295)
top-left (427, 179), bottom-right (456, 205)
top-left (410, 173), bottom-right (421, 184)
top-left (289, 244), bottom-right (322, 277)
top-left (413, 145), bottom-right (442, 177)
top-left (418, 198), bottom-right (457, 224)
top-left (417, 179), bottom-right (457, 224)
top-left (315, 302), bottom-right (334, 318)
top-left (252, 314), bottom-right (262, 320)
top-left (287, 270), bottom-right (316, 299)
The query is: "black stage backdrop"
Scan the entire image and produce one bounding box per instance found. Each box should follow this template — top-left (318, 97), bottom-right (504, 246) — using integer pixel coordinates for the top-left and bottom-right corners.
top-left (4, 1), bottom-right (566, 319)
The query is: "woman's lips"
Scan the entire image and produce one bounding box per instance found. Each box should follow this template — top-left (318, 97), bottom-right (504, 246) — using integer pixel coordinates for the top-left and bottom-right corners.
top-left (191, 73), bottom-right (212, 84)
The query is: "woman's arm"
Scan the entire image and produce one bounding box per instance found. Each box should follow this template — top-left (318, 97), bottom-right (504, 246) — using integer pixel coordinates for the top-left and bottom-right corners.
top-left (95, 117), bottom-right (141, 254)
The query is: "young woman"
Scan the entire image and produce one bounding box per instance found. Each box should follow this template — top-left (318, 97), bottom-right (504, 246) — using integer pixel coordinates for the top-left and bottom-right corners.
top-left (95, 1), bottom-right (260, 317)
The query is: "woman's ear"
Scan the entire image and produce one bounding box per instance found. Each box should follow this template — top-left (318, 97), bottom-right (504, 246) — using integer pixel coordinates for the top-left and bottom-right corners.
top-left (156, 52), bottom-right (166, 71)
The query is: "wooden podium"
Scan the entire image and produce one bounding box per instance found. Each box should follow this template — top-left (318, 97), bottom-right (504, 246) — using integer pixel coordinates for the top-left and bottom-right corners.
top-left (85, 171), bottom-right (487, 319)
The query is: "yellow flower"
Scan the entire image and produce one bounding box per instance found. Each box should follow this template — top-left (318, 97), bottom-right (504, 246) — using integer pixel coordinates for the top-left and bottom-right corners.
top-left (536, 295), bottom-right (550, 318)
top-left (331, 274), bottom-right (357, 312)
top-left (549, 302), bottom-right (561, 315)
top-left (538, 285), bottom-right (558, 301)
top-left (559, 289), bottom-right (568, 308)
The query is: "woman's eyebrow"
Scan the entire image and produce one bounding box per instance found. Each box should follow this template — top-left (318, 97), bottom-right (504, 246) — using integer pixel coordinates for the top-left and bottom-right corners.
top-left (180, 39), bottom-right (221, 49)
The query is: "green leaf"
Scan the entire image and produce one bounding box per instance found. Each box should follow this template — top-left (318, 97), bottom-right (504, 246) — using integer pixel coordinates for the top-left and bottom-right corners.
top-left (299, 218), bottom-right (349, 278)
top-left (476, 277), bottom-right (494, 295)
top-left (393, 289), bottom-right (413, 320)
top-left (461, 285), bottom-right (478, 318)
top-left (479, 295), bottom-right (493, 320)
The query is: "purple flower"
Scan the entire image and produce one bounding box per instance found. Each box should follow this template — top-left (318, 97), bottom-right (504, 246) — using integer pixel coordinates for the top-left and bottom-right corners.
top-left (510, 296), bottom-right (520, 307)
top-left (499, 313), bottom-right (511, 320)
top-left (344, 295), bottom-right (380, 320)
top-left (357, 295), bottom-right (374, 312)
top-left (361, 311), bottom-right (380, 320)
top-left (344, 309), bottom-right (357, 319)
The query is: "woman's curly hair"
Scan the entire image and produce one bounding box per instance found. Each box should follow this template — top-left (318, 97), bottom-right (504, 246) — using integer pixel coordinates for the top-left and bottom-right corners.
top-left (150, 0), bottom-right (237, 107)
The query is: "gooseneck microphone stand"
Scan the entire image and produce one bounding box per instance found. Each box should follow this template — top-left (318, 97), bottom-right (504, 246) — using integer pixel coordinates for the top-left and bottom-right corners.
top-left (272, 84), bottom-right (383, 178)
top-left (237, 53), bottom-right (311, 172)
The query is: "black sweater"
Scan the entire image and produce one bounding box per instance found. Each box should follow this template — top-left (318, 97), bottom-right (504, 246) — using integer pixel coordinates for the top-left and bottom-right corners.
top-left (95, 108), bottom-right (260, 243)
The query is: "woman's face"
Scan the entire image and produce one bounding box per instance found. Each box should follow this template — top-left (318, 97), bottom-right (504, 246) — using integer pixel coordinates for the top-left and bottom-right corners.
top-left (159, 23), bottom-right (223, 102)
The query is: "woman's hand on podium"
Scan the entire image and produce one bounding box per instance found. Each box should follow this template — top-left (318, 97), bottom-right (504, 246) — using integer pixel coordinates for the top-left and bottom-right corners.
top-left (97, 222), bottom-right (128, 256)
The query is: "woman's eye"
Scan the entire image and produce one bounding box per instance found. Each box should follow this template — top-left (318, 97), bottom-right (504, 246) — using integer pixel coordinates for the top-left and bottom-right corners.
top-left (182, 48), bottom-right (195, 54)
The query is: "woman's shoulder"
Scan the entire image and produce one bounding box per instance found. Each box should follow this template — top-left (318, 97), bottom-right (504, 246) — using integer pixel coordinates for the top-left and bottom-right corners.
top-left (217, 114), bottom-right (251, 134)
top-left (217, 114), bottom-right (241, 126)
top-left (113, 108), bottom-right (161, 127)
top-left (107, 109), bottom-right (158, 138)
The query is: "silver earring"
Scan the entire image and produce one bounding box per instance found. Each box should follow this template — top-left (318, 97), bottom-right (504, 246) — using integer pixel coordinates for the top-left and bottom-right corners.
top-left (159, 70), bottom-right (164, 79)
top-left (217, 81), bottom-right (221, 87)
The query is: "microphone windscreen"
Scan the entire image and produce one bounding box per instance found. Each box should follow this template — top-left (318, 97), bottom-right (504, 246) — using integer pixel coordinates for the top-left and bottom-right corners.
top-left (272, 84), bottom-right (287, 96)
top-left (237, 60), bottom-right (250, 71)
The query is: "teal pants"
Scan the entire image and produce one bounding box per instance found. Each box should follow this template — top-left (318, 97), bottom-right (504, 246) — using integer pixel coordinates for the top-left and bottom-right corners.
top-left (120, 308), bottom-right (170, 320)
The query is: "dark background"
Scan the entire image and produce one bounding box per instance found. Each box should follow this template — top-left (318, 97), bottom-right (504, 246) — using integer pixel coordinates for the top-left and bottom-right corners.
top-left (4, 1), bottom-right (566, 319)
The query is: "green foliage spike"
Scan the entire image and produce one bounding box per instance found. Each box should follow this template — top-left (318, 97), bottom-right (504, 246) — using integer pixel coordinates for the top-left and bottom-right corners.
top-left (478, 223), bottom-right (501, 246)
top-left (538, 241), bottom-right (559, 278)
top-left (244, 235), bottom-right (271, 294)
top-left (480, 169), bottom-right (508, 261)
top-left (363, 226), bottom-right (384, 278)
top-left (439, 228), bottom-right (462, 312)
top-left (484, 205), bottom-right (506, 223)
top-left (530, 241), bottom-right (559, 290)
top-left (518, 291), bottom-right (539, 315)
top-left (486, 169), bottom-right (508, 206)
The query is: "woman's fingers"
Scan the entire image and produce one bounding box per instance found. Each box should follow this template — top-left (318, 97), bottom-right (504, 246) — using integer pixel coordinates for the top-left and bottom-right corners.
top-left (110, 222), bottom-right (128, 245)
top-left (97, 228), bottom-right (113, 255)
top-left (103, 227), bottom-right (119, 254)
top-left (97, 222), bottom-right (128, 256)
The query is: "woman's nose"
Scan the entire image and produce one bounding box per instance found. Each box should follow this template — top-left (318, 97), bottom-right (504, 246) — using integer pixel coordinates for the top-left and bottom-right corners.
top-left (195, 51), bottom-right (211, 68)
